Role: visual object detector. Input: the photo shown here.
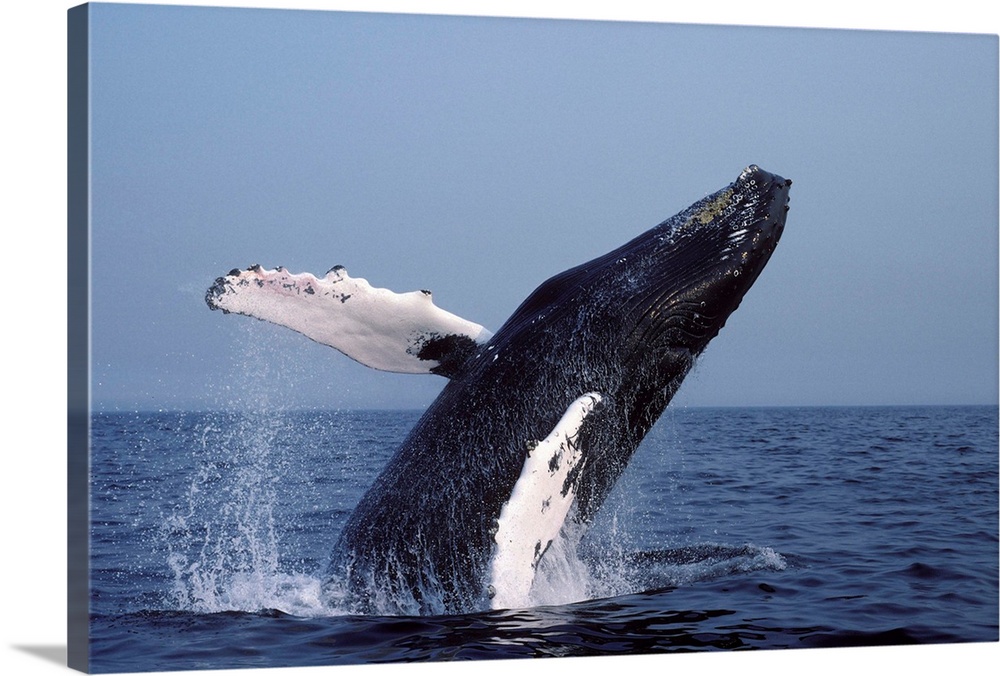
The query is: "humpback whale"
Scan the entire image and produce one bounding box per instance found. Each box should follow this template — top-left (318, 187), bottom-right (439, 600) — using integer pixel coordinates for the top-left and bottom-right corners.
top-left (206, 165), bottom-right (791, 615)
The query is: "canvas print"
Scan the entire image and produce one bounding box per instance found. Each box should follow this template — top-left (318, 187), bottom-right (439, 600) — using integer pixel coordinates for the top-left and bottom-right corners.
top-left (68, 3), bottom-right (998, 674)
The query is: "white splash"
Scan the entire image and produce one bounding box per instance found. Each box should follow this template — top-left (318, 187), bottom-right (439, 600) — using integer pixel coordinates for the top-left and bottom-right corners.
top-left (161, 335), bottom-right (340, 618)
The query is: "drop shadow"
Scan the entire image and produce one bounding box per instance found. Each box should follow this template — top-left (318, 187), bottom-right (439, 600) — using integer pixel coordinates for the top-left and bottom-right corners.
top-left (12, 645), bottom-right (67, 667)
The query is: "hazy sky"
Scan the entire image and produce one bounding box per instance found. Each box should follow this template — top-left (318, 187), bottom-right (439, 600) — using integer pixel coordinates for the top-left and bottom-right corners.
top-left (86, 3), bottom-right (998, 412)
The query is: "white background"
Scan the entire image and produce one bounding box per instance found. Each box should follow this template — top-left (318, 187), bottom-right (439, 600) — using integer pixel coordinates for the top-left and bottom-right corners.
top-left (1, 2), bottom-right (997, 675)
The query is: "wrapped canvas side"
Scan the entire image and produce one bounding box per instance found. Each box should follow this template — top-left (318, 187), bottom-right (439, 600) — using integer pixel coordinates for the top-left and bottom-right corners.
top-left (68, 3), bottom-right (91, 673)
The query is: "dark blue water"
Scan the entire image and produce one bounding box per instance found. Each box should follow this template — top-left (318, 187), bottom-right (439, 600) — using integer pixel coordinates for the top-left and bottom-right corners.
top-left (87, 405), bottom-right (999, 672)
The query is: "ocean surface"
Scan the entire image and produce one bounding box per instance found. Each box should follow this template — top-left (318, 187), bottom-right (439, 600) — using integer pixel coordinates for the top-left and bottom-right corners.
top-left (87, 405), bottom-right (998, 673)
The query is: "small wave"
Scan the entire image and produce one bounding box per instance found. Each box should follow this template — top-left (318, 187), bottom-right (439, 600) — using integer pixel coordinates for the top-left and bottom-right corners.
top-left (524, 527), bottom-right (786, 611)
top-left (177, 569), bottom-right (334, 617)
top-left (589, 542), bottom-right (787, 594)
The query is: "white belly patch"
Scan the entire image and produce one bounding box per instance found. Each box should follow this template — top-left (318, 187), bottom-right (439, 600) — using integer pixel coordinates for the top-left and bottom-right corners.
top-left (489, 392), bottom-right (603, 610)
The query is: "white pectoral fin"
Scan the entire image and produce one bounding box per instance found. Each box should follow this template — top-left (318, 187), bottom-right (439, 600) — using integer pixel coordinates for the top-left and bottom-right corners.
top-left (206, 265), bottom-right (492, 377)
top-left (489, 392), bottom-right (603, 610)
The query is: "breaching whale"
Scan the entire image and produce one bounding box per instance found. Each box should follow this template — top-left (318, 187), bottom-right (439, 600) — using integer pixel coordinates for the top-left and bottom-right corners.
top-left (206, 165), bottom-right (791, 615)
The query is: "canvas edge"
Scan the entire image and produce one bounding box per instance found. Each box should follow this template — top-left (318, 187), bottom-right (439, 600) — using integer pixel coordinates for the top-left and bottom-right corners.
top-left (67, 3), bottom-right (91, 673)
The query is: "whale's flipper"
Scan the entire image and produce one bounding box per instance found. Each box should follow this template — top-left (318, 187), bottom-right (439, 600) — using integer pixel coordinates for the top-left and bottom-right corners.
top-left (206, 265), bottom-right (492, 378)
top-left (489, 392), bottom-right (603, 610)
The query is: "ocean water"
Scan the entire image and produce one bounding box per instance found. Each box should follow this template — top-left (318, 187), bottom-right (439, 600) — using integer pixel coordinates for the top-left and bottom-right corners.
top-left (87, 405), bottom-right (998, 672)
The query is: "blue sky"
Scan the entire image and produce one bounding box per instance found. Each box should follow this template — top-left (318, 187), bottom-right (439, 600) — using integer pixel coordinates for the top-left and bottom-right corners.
top-left (85, 3), bottom-right (998, 411)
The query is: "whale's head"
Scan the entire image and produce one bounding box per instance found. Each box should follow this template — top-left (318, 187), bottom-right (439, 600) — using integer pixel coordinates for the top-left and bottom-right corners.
top-left (503, 164), bottom-right (788, 371)
top-left (488, 165), bottom-right (790, 517)
top-left (609, 164), bottom-right (788, 406)
top-left (622, 164), bottom-right (789, 359)
top-left (609, 164), bottom-right (787, 422)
